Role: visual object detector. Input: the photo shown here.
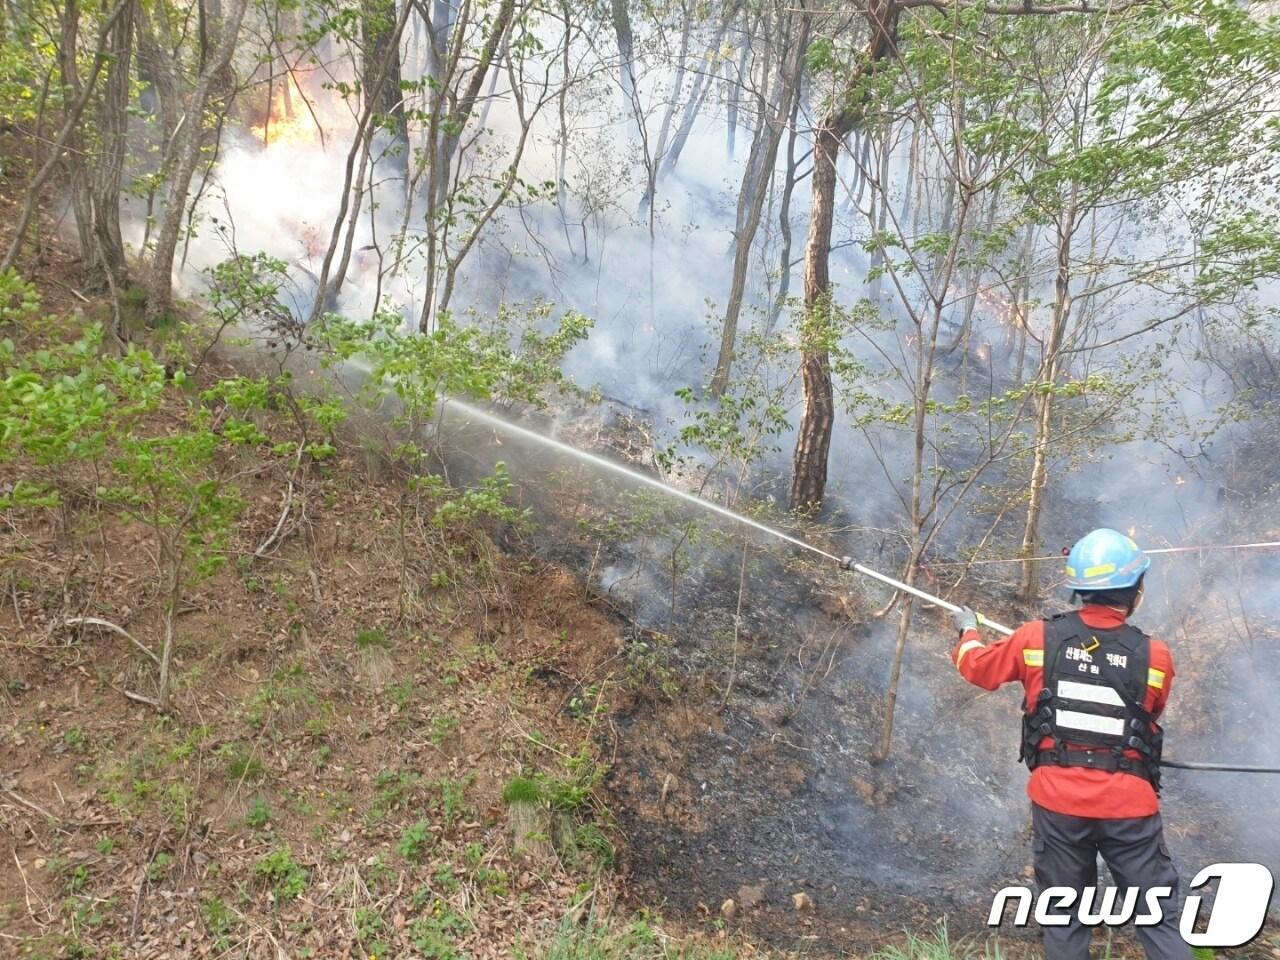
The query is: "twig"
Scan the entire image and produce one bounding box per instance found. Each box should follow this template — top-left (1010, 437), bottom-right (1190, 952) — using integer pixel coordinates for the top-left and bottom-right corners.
top-left (721, 537), bottom-right (750, 707)
top-left (131, 831), bottom-right (165, 938)
top-left (2, 786), bottom-right (56, 822)
top-left (64, 617), bottom-right (160, 667)
top-left (47, 278), bottom-right (91, 303)
top-left (254, 442), bottom-right (305, 558)
top-left (123, 689), bottom-right (160, 708)
top-left (12, 850), bottom-right (48, 928)
top-left (129, 866), bottom-right (147, 939)
top-left (9, 576), bottom-right (23, 629)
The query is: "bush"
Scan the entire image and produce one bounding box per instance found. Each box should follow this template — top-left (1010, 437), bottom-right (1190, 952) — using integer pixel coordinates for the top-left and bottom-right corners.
top-left (396, 820), bottom-right (432, 862)
top-left (254, 846), bottom-right (308, 901)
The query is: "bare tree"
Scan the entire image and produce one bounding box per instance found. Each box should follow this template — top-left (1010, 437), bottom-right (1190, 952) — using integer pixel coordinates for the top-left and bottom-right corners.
top-left (146, 0), bottom-right (249, 320)
top-left (2, 0), bottom-right (131, 274)
top-left (710, 10), bottom-right (809, 396)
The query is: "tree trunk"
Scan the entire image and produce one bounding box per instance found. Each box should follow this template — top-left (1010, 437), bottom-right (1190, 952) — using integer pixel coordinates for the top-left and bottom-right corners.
top-left (1018, 200), bottom-right (1078, 600)
top-left (638, 0), bottom-right (689, 213)
top-left (417, 0), bottom-right (516, 331)
top-left (660, 8), bottom-right (735, 177)
top-left (725, 20), bottom-right (751, 159)
top-left (312, 0), bottom-right (413, 320)
top-left (3, 0), bottom-right (129, 273)
top-left (90, 0), bottom-right (136, 292)
top-left (765, 53), bottom-right (804, 335)
top-left (157, 541), bottom-right (184, 713)
top-left (610, 0), bottom-right (635, 106)
top-left (59, 0), bottom-right (96, 269)
top-left (134, 0), bottom-right (180, 248)
top-left (790, 114), bottom-right (845, 511)
top-left (363, 0), bottom-right (407, 143)
top-left (711, 14), bottom-right (807, 397)
top-left (147, 0), bottom-right (248, 319)
top-left (867, 128), bottom-right (892, 302)
top-left (872, 169), bottom-right (973, 763)
top-left (787, 0), bottom-right (903, 511)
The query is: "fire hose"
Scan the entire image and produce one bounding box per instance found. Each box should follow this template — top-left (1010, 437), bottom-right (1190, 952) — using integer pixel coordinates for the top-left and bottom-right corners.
top-left (834, 555), bottom-right (1280, 774)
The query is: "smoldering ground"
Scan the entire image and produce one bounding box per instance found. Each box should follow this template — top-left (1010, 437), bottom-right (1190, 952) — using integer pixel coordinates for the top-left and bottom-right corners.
top-left (426, 395), bottom-right (1278, 949)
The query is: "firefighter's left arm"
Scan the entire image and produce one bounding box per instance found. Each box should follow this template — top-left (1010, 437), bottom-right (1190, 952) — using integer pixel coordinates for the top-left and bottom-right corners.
top-left (1146, 638), bottom-right (1175, 718)
top-left (951, 622), bottom-right (1034, 691)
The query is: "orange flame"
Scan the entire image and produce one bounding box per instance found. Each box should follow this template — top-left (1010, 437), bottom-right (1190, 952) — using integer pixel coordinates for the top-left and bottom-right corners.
top-left (249, 68), bottom-right (324, 148)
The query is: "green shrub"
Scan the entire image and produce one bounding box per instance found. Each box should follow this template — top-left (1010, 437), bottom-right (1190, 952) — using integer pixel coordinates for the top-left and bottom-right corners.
top-left (246, 797), bottom-right (272, 829)
top-left (396, 820), bottom-right (432, 862)
top-left (254, 846), bottom-right (308, 901)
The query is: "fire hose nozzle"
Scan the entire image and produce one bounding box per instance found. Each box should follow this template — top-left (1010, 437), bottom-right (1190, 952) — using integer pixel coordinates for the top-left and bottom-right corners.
top-left (839, 556), bottom-right (855, 571)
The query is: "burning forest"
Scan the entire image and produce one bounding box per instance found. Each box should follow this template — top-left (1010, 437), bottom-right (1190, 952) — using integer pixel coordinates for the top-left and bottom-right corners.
top-left (3, 0), bottom-right (1280, 957)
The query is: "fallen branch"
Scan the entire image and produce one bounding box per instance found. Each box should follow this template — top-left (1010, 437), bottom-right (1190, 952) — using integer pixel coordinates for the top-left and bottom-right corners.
top-left (65, 617), bottom-right (160, 666)
top-left (12, 850), bottom-right (50, 929)
top-left (2, 786), bottom-right (57, 822)
top-left (123, 689), bottom-right (160, 709)
top-left (253, 442), bottom-right (305, 558)
top-left (9, 576), bottom-right (23, 630)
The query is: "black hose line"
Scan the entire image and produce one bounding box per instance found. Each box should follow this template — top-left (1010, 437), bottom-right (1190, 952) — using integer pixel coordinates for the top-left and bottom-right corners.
top-left (1159, 759), bottom-right (1280, 774)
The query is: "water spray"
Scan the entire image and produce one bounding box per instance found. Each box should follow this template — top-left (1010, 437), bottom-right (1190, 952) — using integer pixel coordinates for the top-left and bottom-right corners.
top-left (442, 400), bottom-right (1015, 626)
top-left (441, 398), bottom-right (1280, 775)
top-left (929, 540), bottom-right (1280, 567)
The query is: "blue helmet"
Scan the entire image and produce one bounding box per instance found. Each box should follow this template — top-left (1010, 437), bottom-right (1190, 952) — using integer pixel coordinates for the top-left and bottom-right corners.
top-left (1064, 528), bottom-right (1150, 591)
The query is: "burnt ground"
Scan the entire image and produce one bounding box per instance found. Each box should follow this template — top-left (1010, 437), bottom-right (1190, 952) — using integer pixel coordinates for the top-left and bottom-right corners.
top-left (435, 400), bottom-right (1280, 957)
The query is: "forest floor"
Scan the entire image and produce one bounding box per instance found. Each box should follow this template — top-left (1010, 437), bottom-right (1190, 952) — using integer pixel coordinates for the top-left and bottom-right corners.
top-left (0, 166), bottom-right (1227, 959)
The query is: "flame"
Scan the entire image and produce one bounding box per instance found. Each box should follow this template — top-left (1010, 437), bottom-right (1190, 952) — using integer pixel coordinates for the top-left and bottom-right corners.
top-left (249, 68), bottom-right (324, 148)
top-left (1173, 475), bottom-right (1185, 486)
top-left (1127, 525), bottom-right (1137, 538)
top-left (977, 286), bottom-right (1030, 340)
top-left (976, 343), bottom-right (989, 361)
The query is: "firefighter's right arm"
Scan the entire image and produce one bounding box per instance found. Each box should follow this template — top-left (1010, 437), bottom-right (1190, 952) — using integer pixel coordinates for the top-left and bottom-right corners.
top-left (951, 622), bottom-right (1035, 691)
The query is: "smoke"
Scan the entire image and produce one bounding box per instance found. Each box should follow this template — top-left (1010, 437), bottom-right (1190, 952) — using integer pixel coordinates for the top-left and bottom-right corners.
top-left (114, 3), bottom-right (1280, 930)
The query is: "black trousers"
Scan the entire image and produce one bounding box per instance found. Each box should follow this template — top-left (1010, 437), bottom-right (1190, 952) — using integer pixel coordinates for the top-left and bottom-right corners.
top-left (1032, 803), bottom-right (1191, 960)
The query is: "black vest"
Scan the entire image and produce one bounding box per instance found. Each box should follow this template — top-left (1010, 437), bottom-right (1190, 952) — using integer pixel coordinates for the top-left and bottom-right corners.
top-left (1021, 611), bottom-right (1164, 790)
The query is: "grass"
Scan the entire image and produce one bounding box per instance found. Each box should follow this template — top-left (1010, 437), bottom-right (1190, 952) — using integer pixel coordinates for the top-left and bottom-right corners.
top-left (355, 627), bottom-right (388, 650)
top-left (437, 776), bottom-right (468, 830)
top-left (367, 768), bottom-right (423, 824)
top-left (502, 775), bottom-right (542, 805)
top-left (429, 711), bottom-right (460, 747)
top-left (870, 924), bottom-right (1005, 960)
top-left (409, 906), bottom-right (469, 959)
top-left (220, 741), bottom-right (266, 783)
top-left (146, 851), bottom-right (173, 884)
top-left (529, 917), bottom-right (742, 959)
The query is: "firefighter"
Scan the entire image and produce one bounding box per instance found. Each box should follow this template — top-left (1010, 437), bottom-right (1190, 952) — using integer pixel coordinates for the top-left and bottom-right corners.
top-left (950, 528), bottom-right (1189, 960)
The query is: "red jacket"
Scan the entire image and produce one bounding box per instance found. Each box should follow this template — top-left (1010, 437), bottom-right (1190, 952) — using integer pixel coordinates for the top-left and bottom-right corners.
top-left (952, 604), bottom-right (1174, 819)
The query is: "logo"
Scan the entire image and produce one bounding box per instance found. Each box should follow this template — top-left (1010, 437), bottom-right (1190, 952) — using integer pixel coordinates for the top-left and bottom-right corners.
top-left (988, 863), bottom-right (1274, 948)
